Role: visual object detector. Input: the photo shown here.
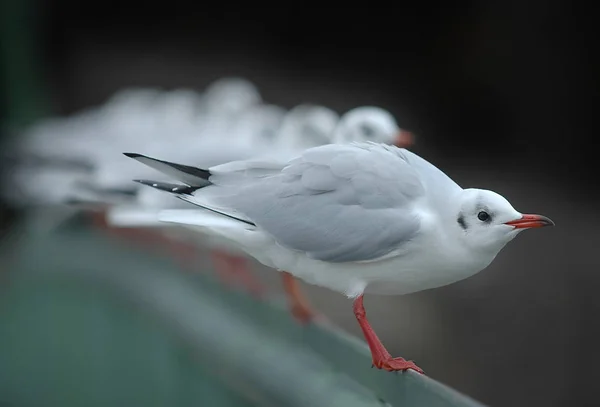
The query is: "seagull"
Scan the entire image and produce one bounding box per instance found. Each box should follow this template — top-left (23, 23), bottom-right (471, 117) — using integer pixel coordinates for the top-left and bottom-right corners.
top-left (274, 104), bottom-right (340, 151)
top-left (124, 141), bottom-right (554, 374)
top-left (330, 106), bottom-right (414, 147)
top-left (274, 105), bottom-right (413, 153)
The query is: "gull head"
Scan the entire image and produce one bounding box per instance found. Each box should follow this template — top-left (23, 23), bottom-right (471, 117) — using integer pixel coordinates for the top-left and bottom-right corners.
top-left (278, 105), bottom-right (339, 149)
top-left (454, 188), bottom-right (554, 254)
top-left (331, 106), bottom-right (413, 147)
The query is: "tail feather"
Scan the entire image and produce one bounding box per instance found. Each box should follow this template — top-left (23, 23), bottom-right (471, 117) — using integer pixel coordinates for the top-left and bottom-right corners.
top-left (158, 209), bottom-right (265, 264)
top-left (124, 153), bottom-right (211, 186)
top-left (134, 178), bottom-right (255, 227)
top-left (159, 209), bottom-right (254, 229)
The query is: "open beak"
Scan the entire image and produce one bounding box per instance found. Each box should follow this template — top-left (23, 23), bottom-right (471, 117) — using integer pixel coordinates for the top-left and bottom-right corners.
top-left (504, 214), bottom-right (555, 229)
top-left (394, 130), bottom-right (415, 148)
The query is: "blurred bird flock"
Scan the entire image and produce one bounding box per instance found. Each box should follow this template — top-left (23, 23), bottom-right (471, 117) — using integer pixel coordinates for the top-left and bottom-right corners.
top-left (0, 76), bottom-right (415, 325)
top-left (1, 77), bottom-right (412, 209)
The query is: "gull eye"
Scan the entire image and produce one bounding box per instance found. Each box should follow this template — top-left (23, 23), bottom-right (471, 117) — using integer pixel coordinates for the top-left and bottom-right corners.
top-left (360, 124), bottom-right (375, 138)
top-left (477, 211), bottom-right (490, 222)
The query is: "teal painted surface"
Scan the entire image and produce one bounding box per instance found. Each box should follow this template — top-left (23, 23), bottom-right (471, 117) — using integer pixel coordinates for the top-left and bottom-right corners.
top-left (0, 214), bottom-right (487, 406)
top-left (0, 273), bottom-right (257, 407)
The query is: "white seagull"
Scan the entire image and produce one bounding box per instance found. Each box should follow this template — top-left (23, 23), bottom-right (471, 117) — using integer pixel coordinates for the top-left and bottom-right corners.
top-left (123, 141), bottom-right (554, 374)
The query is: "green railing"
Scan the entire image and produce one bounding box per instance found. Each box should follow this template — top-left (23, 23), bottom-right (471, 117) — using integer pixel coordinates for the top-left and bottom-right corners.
top-left (0, 213), bottom-right (486, 407)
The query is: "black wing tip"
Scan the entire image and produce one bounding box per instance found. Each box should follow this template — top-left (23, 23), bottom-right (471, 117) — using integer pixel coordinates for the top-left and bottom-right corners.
top-left (124, 153), bottom-right (212, 184)
top-left (133, 179), bottom-right (158, 187)
top-left (123, 152), bottom-right (145, 159)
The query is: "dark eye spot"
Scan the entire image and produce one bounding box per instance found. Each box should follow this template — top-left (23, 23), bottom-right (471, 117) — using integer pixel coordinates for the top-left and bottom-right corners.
top-left (360, 124), bottom-right (375, 137)
top-left (457, 214), bottom-right (467, 230)
top-left (477, 211), bottom-right (491, 222)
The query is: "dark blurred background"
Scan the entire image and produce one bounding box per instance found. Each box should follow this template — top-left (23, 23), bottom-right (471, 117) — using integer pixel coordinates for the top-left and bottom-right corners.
top-left (1, 1), bottom-right (597, 406)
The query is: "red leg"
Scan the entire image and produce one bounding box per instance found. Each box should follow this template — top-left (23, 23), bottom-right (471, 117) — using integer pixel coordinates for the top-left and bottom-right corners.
top-left (281, 272), bottom-right (318, 324)
top-left (353, 295), bottom-right (424, 373)
top-left (210, 249), bottom-right (265, 298)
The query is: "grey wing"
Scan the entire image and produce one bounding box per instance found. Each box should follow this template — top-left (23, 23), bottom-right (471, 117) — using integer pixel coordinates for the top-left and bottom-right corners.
top-left (209, 143), bottom-right (426, 263)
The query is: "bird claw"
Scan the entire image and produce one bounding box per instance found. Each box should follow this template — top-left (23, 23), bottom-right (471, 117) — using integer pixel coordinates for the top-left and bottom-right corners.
top-left (373, 357), bottom-right (424, 374)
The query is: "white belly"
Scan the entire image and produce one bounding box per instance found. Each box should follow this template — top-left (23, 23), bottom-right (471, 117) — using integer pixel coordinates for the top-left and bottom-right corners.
top-left (249, 236), bottom-right (493, 298)
top-left (192, 220), bottom-right (497, 299)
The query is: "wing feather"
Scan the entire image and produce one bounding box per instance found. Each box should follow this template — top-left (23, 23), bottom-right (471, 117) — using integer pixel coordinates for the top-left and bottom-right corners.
top-left (190, 142), bottom-right (427, 262)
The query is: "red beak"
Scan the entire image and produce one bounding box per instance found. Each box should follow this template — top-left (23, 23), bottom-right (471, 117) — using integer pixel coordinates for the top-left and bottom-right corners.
top-left (394, 130), bottom-right (414, 148)
top-left (504, 214), bottom-right (555, 229)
